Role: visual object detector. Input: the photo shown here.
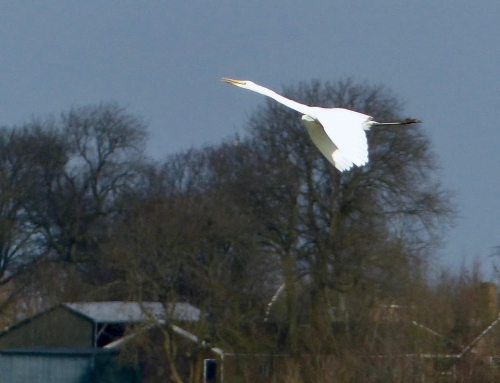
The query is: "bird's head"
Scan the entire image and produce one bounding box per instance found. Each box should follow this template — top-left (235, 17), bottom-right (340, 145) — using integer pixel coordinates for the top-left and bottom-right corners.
top-left (221, 77), bottom-right (256, 89)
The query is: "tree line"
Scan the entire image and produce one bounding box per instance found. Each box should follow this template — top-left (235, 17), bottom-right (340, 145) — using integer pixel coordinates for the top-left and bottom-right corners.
top-left (1, 80), bottom-right (497, 382)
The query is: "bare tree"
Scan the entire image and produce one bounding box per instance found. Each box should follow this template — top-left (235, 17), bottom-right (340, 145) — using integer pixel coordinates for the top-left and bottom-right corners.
top-left (238, 78), bottom-right (455, 352)
top-left (95, 146), bottom-right (280, 382)
top-left (22, 103), bottom-right (147, 268)
top-left (0, 103), bottom-right (149, 316)
top-left (0, 123), bottom-right (73, 326)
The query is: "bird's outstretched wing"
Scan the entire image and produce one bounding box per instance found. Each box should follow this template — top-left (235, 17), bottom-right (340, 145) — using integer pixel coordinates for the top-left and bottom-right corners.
top-left (301, 117), bottom-right (351, 171)
top-left (314, 108), bottom-right (370, 168)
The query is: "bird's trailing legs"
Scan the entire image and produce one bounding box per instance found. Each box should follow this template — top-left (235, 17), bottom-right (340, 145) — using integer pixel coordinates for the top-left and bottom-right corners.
top-left (363, 118), bottom-right (421, 130)
top-left (371, 118), bottom-right (421, 126)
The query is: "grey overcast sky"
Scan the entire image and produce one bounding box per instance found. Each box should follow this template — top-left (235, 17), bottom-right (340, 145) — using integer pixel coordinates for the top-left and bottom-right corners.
top-left (1, 1), bottom-right (499, 274)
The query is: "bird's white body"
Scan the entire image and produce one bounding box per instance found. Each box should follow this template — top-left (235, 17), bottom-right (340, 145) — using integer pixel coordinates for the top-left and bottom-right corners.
top-left (222, 78), bottom-right (419, 172)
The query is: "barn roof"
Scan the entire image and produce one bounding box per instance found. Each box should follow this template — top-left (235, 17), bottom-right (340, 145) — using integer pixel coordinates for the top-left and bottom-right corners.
top-left (0, 301), bottom-right (201, 340)
top-left (63, 301), bottom-right (200, 323)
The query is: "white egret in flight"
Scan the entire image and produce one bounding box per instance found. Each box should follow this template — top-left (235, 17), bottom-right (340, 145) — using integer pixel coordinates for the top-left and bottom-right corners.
top-left (222, 78), bottom-right (420, 172)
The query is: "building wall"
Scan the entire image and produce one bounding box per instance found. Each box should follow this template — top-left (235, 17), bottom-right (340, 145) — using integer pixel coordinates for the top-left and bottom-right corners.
top-left (0, 351), bottom-right (140, 383)
top-left (0, 307), bottom-right (94, 349)
top-left (0, 353), bottom-right (91, 383)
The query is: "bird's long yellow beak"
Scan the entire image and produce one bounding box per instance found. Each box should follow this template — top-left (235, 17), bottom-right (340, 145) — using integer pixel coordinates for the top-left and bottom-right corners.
top-left (221, 77), bottom-right (246, 86)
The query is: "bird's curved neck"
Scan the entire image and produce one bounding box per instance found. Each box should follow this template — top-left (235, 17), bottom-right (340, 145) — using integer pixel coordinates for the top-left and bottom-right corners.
top-left (252, 85), bottom-right (315, 118)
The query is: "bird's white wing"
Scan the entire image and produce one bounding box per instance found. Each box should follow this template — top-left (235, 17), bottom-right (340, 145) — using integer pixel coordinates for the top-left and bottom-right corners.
top-left (302, 117), bottom-right (353, 171)
top-left (314, 108), bottom-right (370, 167)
